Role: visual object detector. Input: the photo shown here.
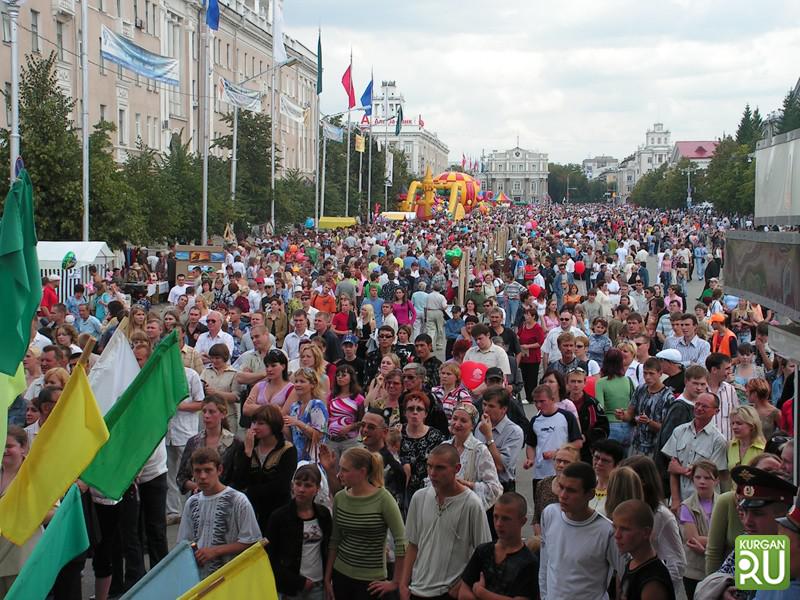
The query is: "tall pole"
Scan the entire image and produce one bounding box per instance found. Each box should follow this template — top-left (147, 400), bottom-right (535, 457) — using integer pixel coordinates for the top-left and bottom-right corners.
top-left (230, 106), bottom-right (238, 203)
top-left (384, 81), bottom-right (389, 207)
top-left (366, 117), bottom-right (373, 223)
top-left (8, 1), bottom-right (20, 183)
top-left (81, 0), bottom-right (89, 240)
top-left (313, 98), bottom-right (320, 226)
top-left (200, 14), bottom-right (210, 245)
top-left (345, 110), bottom-right (352, 217)
top-left (357, 127), bottom-right (363, 219)
top-left (320, 130), bottom-right (327, 218)
top-left (270, 66), bottom-right (276, 229)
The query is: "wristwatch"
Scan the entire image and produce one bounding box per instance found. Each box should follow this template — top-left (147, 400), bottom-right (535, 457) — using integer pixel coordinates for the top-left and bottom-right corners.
top-left (487, 439), bottom-right (496, 446)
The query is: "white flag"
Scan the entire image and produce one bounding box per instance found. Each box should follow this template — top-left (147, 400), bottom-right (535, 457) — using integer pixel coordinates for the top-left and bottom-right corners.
top-left (272, 0), bottom-right (288, 64)
top-left (280, 94), bottom-right (306, 123)
top-left (384, 151), bottom-right (394, 185)
top-left (88, 328), bottom-right (140, 415)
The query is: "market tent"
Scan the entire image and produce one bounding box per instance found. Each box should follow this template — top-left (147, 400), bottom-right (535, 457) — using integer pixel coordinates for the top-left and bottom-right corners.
top-left (37, 241), bottom-right (117, 270)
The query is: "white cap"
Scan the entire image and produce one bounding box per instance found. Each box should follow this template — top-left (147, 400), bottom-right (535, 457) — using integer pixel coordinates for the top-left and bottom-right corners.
top-left (264, 278), bottom-right (275, 286)
top-left (656, 349), bottom-right (682, 364)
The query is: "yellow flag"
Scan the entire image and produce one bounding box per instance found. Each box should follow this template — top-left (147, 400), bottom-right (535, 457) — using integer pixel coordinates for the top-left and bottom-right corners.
top-left (0, 366), bottom-right (109, 545)
top-left (355, 134), bottom-right (365, 153)
top-left (178, 541), bottom-right (276, 600)
top-left (0, 363), bottom-right (26, 445)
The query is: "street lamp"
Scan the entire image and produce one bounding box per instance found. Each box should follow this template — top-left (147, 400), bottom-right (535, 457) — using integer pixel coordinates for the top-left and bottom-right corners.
top-left (228, 57), bottom-right (298, 211)
top-left (269, 57), bottom-right (299, 230)
top-left (681, 163), bottom-right (696, 209)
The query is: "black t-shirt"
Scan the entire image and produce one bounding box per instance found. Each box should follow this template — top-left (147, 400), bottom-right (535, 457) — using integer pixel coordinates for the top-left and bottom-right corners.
top-left (662, 370), bottom-right (685, 395)
top-left (378, 446), bottom-right (406, 510)
top-left (461, 542), bottom-right (539, 600)
top-left (619, 555), bottom-right (675, 600)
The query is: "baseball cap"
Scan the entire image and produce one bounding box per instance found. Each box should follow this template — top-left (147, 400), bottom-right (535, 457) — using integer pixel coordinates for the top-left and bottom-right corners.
top-left (342, 334), bottom-right (358, 345)
top-left (485, 367), bottom-right (504, 381)
top-left (255, 277), bottom-right (265, 284)
top-left (655, 349), bottom-right (682, 364)
top-left (48, 275), bottom-right (61, 282)
top-left (264, 278), bottom-right (275, 286)
top-left (732, 465), bottom-right (797, 509)
top-left (293, 285), bottom-right (303, 293)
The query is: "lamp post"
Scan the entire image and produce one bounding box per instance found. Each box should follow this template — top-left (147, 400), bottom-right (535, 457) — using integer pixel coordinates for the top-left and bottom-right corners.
top-left (7, 0), bottom-right (20, 183)
top-left (681, 163), bottom-right (695, 209)
top-left (269, 57), bottom-right (300, 229)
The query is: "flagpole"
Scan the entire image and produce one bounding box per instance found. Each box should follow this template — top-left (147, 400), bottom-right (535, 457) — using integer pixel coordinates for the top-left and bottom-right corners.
top-left (357, 126), bottom-right (363, 219)
top-left (230, 106), bottom-right (238, 203)
top-left (366, 115), bottom-right (373, 224)
top-left (383, 80), bottom-right (389, 207)
top-left (269, 0), bottom-right (277, 229)
top-left (200, 9), bottom-right (210, 245)
top-left (344, 50), bottom-right (353, 218)
top-left (320, 125), bottom-right (327, 219)
top-left (8, 0), bottom-right (20, 183)
top-left (80, 0), bottom-right (89, 240)
top-left (313, 97), bottom-right (320, 227)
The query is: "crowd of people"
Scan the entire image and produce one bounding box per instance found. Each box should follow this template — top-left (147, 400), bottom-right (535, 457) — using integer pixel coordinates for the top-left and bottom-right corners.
top-left (3, 202), bottom-right (798, 600)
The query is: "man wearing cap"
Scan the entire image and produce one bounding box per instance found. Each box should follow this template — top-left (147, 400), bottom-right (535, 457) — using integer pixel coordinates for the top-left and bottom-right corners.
top-left (709, 313), bottom-right (738, 359)
top-left (40, 275), bottom-right (60, 320)
top-left (337, 335), bottom-right (365, 388)
top-left (767, 491), bottom-right (800, 598)
top-left (698, 466), bottom-right (798, 600)
top-left (248, 278), bottom-right (267, 315)
top-left (661, 391), bottom-right (729, 509)
top-left (657, 348), bottom-right (686, 395)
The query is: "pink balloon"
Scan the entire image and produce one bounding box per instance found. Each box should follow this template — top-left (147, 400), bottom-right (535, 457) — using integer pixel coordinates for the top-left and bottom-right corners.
top-left (460, 361), bottom-right (488, 391)
top-left (530, 220), bottom-right (538, 229)
top-left (574, 261), bottom-right (586, 275)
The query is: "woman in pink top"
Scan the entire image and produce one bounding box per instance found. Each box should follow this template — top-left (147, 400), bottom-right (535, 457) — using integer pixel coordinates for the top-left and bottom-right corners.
top-left (326, 364), bottom-right (365, 458)
top-left (243, 350), bottom-right (295, 417)
top-left (391, 288), bottom-right (416, 328)
top-left (660, 253), bottom-right (673, 288)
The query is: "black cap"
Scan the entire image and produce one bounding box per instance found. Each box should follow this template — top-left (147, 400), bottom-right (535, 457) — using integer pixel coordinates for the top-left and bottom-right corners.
top-left (732, 466), bottom-right (797, 509)
top-left (485, 367), bottom-right (504, 381)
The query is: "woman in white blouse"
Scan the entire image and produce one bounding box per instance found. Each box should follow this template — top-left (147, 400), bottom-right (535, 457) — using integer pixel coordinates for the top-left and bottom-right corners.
top-left (441, 403), bottom-right (502, 511)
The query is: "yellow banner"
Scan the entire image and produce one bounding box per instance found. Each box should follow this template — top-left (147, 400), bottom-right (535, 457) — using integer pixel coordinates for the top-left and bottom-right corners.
top-left (355, 134), bottom-right (365, 153)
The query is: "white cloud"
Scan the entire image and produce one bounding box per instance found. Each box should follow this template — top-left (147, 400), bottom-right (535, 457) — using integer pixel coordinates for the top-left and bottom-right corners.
top-left (284, 0), bottom-right (800, 164)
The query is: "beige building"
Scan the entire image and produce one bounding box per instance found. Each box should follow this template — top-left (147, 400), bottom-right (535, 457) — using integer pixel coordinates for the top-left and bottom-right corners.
top-left (478, 146), bottom-right (549, 203)
top-left (0, 0), bottom-right (318, 177)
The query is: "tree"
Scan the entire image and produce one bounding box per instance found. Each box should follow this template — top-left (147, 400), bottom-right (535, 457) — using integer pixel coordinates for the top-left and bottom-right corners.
top-left (736, 104), bottom-right (756, 149)
top-left (548, 163), bottom-right (589, 202)
top-left (630, 164), bottom-right (666, 208)
top-left (777, 89), bottom-right (800, 134)
top-left (701, 136), bottom-right (754, 214)
top-left (275, 169), bottom-right (315, 225)
top-left (0, 52), bottom-right (81, 239)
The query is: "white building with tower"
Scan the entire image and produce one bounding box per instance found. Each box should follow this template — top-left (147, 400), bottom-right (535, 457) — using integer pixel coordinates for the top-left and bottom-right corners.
top-left (478, 145), bottom-right (549, 203)
top-left (616, 122), bottom-right (672, 198)
top-left (361, 80), bottom-right (449, 176)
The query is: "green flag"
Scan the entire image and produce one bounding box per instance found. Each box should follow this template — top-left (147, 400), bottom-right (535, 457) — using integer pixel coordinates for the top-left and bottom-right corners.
top-left (316, 29), bottom-right (323, 95)
top-left (82, 330), bottom-right (189, 499)
top-left (6, 484), bottom-right (89, 600)
top-left (395, 104), bottom-right (403, 136)
top-left (0, 170), bottom-right (41, 376)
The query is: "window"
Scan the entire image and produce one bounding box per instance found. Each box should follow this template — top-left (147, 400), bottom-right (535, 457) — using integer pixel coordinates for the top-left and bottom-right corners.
top-left (4, 82), bottom-right (11, 126)
top-left (100, 104), bottom-right (107, 121)
top-left (244, 53), bottom-right (248, 76)
top-left (99, 37), bottom-right (106, 74)
top-left (56, 21), bottom-right (65, 61)
top-left (226, 44), bottom-right (231, 68)
top-left (118, 109), bottom-right (127, 145)
top-left (117, 0), bottom-right (122, 18)
top-left (513, 181), bottom-right (521, 193)
top-left (404, 142), bottom-right (412, 155)
top-left (2, 14), bottom-right (11, 43)
top-left (166, 18), bottom-right (182, 115)
top-left (99, 0), bottom-right (105, 12)
top-left (531, 181), bottom-right (536, 193)
top-left (497, 182), bottom-right (504, 192)
top-left (145, 1), bottom-right (149, 30)
top-left (117, 64), bottom-right (123, 80)
top-left (134, 0), bottom-right (138, 24)
top-left (146, 116), bottom-right (151, 145)
top-left (135, 113), bottom-right (141, 140)
top-left (30, 10), bottom-right (40, 52)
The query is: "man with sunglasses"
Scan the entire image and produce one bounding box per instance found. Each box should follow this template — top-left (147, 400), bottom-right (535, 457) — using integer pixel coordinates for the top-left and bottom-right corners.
top-left (195, 310), bottom-right (235, 368)
top-left (541, 309), bottom-right (584, 369)
top-left (364, 326), bottom-right (400, 384)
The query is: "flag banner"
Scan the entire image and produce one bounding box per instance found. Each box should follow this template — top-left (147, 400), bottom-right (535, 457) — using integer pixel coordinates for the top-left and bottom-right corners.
top-left (341, 65), bottom-right (355, 109)
top-left (395, 105), bottom-right (404, 136)
top-left (316, 30), bottom-right (323, 95)
top-left (205, 0), bottom-right (219, 31)
top-left (355, 134), bottom-right (365, 153)
top-left (220, 77), bottom-right (262, 112)
top-left (272, 0), bottom-right (288, 64)
top-left (101, 25), bottom-right (179, 86)
top-left (120, 541), bottom-right (200, 600)
top-left (6, 485), bottom-right (89, 600)
top-left (322, 121), bottom-right (344, 142)
top-left (0, 364), bottom-right (26, 444)
top-left (82, 331), bottom-right (189, 500)
top-left (0, 366), bottom-right (109, 545)
top-left (419, 114), bottom-right (425, 128)
top-left (88, 328), bottom-right (140, 415)
top-left (280, 94), bottom-right (306, 124)
top-left (178, 541), bottom-right (277, 600)
top-left (360, 79), bottom-right (373, 116)
top-left (385, 151), bottom-right (394, 185)
top-left (0, 169), bottom-right (41, 376)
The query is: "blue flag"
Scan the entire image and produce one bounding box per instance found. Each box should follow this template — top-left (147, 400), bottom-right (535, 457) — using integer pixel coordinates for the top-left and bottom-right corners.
top-left (120, 541), bottom-right (200, 600)
top-left (360, 78), bottom-right (373, 116)
top-left (206, 0), bottom-right (219, 30)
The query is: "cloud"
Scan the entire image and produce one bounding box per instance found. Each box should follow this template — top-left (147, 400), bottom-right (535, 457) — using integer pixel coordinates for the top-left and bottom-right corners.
top-left (283, 0), bottom-right (800, 163)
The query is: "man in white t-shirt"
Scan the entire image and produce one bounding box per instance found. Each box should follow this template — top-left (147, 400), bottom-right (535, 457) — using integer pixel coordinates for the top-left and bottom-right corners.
top-left (195, 311), bottom-right (235, 367)
top-left (463, 324), bottom-right (511, 395)
top-left (177, 447), bottom-right (261, 578)
top-left (168, 274), bottom-right (190, 305)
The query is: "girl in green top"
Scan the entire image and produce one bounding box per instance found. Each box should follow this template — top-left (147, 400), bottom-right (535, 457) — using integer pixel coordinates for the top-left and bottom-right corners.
top-left (325, 447), bottom-right (407, 600)
top-left (595, 348), bottom-right (634, 449)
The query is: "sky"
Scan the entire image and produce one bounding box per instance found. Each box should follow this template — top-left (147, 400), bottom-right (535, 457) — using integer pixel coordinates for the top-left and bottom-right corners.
top-left (283, 0), bottom-right (800, 165)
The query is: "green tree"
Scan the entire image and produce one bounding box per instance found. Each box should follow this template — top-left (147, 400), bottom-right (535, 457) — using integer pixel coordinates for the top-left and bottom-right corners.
top-left (630, 164), bottom-right (666, 208)
top-left (777, 89), bottom-right (800, 134)
top-left (548, 163), bottom-right (589, 202)
top-left (0, 52), bottom-right (81, 239)
top-left (275, 169), bottom-right (315, 225)
top-left (87, 120), bottom-right (145, 247)
top-left (736, 104), bottom-right (757, 149)
top-left (701, 136), bottom-right (754, 214)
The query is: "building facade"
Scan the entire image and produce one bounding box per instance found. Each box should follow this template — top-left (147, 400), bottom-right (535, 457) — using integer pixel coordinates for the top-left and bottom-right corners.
top-left (582, 155), bottom-right (618, 180)
top-left (668, 141), bottom-right (718, 169)
top-left (614, 122), bottom-right (671, 198)
top-left (0, 0), bottom-right (318, 177)
top-left (478, 146), bottom-right (548, 203)
top-left (363, 80), bottom-right (449, 177)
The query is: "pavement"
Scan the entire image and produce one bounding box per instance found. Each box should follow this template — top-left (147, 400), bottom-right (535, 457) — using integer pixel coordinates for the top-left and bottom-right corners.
top-left (78, 254), bottom-right (712, 598)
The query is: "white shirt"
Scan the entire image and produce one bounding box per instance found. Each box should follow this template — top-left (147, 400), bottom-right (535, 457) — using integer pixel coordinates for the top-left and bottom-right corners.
top-left (166, 368), bottom-right (205, 446)
top-left (168, 284), bottom-right (189, 305)
top-left (283, 329), bottom-right (311, 361)
top-left (541, 325), bottom-right (584, 363)
top-left (463, 343), bottom-right (511, 375)
top-left (710, 380), bottom-right (739, 442)
top-left (195, 331), bottom-right (235, 366)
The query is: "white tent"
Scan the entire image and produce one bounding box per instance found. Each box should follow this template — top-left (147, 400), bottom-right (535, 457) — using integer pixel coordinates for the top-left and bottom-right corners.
top-left (37, 241), bottom-right (117, 270)
top-left (37, 241), bottom-right (122, 303)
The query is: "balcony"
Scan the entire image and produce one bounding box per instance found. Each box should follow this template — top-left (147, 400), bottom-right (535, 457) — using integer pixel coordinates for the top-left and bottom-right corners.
top-left (52, 0), bottom-right (75, 17)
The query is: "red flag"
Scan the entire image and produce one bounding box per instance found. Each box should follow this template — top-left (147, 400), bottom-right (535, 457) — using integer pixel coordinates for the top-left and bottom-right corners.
top-left (419, 114), bottom-right (425, 128)
top-left (341, 64), bottom-right (356, 109)
top-left (461, 154), bottom-right (466, 169)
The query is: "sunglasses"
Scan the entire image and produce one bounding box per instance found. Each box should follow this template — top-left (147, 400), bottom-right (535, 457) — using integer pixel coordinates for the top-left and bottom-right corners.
top-left (559, 317), bottom-right (571, 322)
top-left (378, 334), bottom-right (394, 339)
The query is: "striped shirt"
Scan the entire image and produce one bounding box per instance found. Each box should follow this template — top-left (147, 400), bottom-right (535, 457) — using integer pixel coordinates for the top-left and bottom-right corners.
top-left (330, 487), bottom-right (406, 581)
top-left (673, 335), bottom-right (711, 368)
top-left (710, 381), bottom-right (739, 442)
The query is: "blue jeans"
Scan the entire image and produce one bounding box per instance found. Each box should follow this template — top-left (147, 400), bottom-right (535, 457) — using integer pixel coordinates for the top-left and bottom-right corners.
top-left (609, 422), bottom-right (632, 452)
top-left (695, 259), bottom-right (705, 280)
top-left (505, 298), bottom-right (520, 328)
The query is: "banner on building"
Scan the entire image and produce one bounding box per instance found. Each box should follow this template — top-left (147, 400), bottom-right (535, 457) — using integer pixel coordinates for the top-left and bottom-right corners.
top-left (322, 121), bottom-right (344, 143)
top-left (100, 25), bottom-right (179, 86)
top-left (354, 134), bottom-right (365, 153)
top-left (220, 78), bottom-right (262, 113)
top-left (280, 95), bottom-right (306, 124)
top-left (384, 151), bottom-right (394, 185)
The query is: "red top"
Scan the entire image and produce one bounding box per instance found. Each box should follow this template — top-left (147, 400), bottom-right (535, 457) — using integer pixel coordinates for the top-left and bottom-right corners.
top-left (518, 323), bottom-right (545, 363)
top-left (332, 311), bottom-right (351, 335)
top-left (40, 285), bottom-right (58, 314)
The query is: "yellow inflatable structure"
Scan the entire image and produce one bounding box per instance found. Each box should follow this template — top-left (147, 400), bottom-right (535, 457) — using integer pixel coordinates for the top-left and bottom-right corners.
top-left (401, 167), bottom-right (481, 221)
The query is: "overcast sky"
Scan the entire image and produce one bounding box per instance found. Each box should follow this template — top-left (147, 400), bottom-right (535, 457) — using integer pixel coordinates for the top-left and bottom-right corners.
top-left (284, 0), bottom-right (800, 165)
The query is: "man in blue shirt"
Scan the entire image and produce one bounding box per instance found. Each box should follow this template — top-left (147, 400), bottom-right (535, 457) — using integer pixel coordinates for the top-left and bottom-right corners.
top-left (362, 284), bottom-right (384, 327)
top-left (76, 303), bottom-right (103, 339)
top-left (65, 283), bottom-right (89, 319)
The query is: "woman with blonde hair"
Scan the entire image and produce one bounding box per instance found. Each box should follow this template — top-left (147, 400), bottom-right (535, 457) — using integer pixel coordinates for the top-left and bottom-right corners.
top-left (298, 343), bottom-right (330, 399)
top-left (603, 466), bottom-right (644, 518)
top-left (43, 367), bottom-right (70, 389)
top-left (325, 447), bottom-right (406, 600)
top-left (122, 305), bottom-right (147, 338)
top-left (285, 367), bottom-right (328, 461)
top-left (727, 405), bottom-right (767, 470)
top-left (617, 340), bottom-right (643, 387)
top-left (431, 362), bottom-right (472, 419)
top-left (357, 303), bottom-right (376, 357)
top-left (54, 323), bottom-right (82, 355)
top-left (745, 378), bottom-right (782, 439)
top-left (193, 296), bottom-right (210, 323)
